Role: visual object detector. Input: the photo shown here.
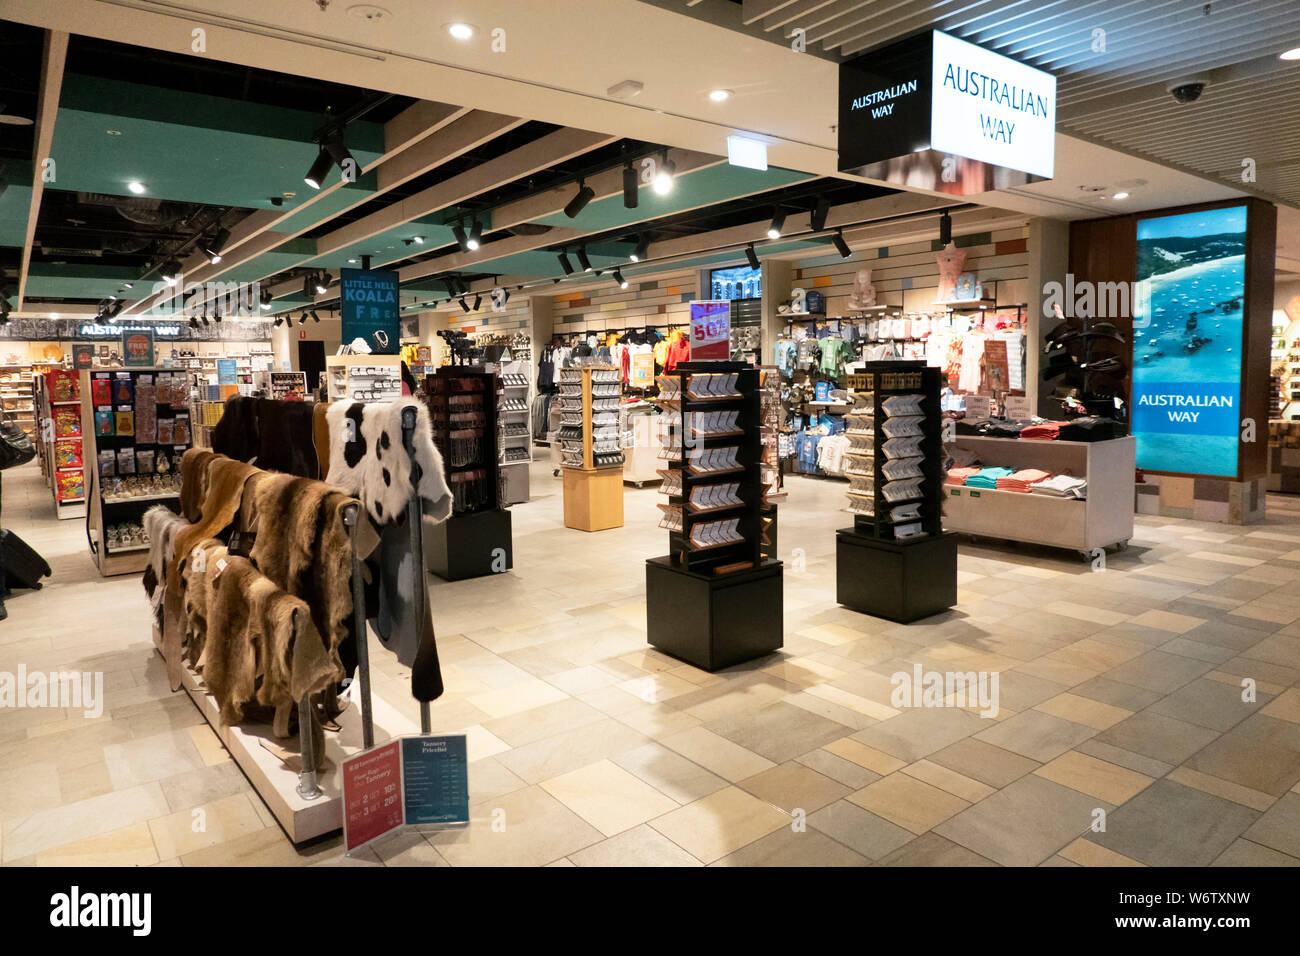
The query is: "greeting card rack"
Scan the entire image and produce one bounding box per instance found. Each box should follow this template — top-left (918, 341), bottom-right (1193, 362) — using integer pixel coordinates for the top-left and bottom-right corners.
top-left (82, 368), bottom-right (192, 577)
top-left (559, 365), bottom-right (625, 531)
top-left (420, 366), bottom-right (512, 579)
top-left (647, 361), bottom-right (782, 671)
top-left (836, 360), bottom-right (955, 622)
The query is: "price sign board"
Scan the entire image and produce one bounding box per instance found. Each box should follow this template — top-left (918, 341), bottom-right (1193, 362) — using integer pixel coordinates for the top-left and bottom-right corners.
top-left (689, 300), bottom-right (731, 361)
top-left (341, 734), bottom-right (469, 853)
top-left (342, 740), bottom-right (403, 852)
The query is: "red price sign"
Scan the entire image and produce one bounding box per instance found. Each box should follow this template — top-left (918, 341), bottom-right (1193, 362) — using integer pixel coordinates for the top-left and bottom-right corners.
top-left (689, 301), bottom-right (731, 361)
top-left (342, 740), bottom-right (403, 852)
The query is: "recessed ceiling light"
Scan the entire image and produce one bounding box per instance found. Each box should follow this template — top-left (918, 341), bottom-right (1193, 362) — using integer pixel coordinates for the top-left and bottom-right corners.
top-left (1111, 191), bottom-right (1129, 200)
top-left (447, 22), bottom-right (474, 40)
top-left (1280, 47), bottom-right (1300, 60)
top-left (127, 181), bottom-right (146, 195)
top-left (709, 89), bottom-right (732, 102)
top-left (106, 129), bottom-right (122, 136)
top-left (348, 258), bottom-right (358, 264)
top-left (50, 312), bottom-right (60, 319)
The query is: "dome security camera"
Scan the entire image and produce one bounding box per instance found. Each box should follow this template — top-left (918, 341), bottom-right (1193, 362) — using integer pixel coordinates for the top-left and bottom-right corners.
top-left (1166, 76), bottom-right (1211, 104)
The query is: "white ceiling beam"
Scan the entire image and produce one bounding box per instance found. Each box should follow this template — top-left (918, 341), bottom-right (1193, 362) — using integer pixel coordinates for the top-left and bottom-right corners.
top-left (16, 29), bottom-right (67, 310)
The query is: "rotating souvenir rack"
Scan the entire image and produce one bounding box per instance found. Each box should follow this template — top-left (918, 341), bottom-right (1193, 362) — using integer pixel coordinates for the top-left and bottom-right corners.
top-left (647, 361), bottom-right (782, 671)
top-left (83, 368), bottom-right (192, 576)
top-left (836, 360), bottom-right (955, 622)
top-left (559, 365), bottom-right (625, 531)
top-left (421, 366), bottom-right (513, 579)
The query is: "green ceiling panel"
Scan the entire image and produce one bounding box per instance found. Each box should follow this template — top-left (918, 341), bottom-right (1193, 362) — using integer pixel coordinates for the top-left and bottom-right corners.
top-left (23, 262), bottom-right (143, 299)
top-left (0, 159), bottom-right (34, 248)
top-left (222, 237), bottom-right (319, 284)
top-left (270, 172), bottom-right (379, 234)
top-left (50, 75), bottom-right (385, 209)
top-left (299, 217), bottom-right (465, 271)
top-left (531, 164), bottom-right (812, 232)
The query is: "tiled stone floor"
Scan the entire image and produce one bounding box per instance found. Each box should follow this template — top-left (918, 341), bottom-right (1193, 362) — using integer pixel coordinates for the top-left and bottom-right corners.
top-left (2, 458), bottom-right (1299, 867)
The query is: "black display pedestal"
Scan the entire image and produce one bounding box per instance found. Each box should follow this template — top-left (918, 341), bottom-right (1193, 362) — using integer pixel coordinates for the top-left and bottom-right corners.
top-left (645, 556), bottom-right (783, 671)
top-left (425, 509), bottom-right (513, 581)
top-left (836, 529), bottom-right (956, 623)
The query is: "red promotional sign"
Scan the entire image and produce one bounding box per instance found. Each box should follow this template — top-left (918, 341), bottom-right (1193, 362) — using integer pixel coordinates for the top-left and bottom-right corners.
top-left (689, 300), bottom-right (731, 361)
top-left (341, 740), bottom-right (403, 852)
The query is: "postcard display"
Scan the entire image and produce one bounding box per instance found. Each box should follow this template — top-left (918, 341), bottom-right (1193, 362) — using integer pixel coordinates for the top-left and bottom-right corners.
top-left (559, 366), bottom-right (625, 532)
top-left (82, 368), bottom-right (191, 576)
top-left (39, 369), bottom-right (88, 519)
top-left (421, 366), bottom-right (512, 580)
top-left (647, 361), bottom-right (783, 671)
top-left (836, 361), bottom-right (956, 622)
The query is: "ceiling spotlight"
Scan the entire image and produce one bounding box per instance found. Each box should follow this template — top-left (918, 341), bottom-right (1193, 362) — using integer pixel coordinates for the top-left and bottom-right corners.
top-left (652, 155), bottom-right (676, 196)
top-left (939, 209), bottom-right (952, 246)
top-left (467, 218), bottom-right (482, 250)
top-left (161, 260), bottom-right (182, 285)
top-left (1111, 191), bottom-right (1129, 200)
top-left (1280, 46), bottom-right (1300, 60)
top-left (201, 314), bottom-right (210, 327)
top-left (213, 307), bottom-right (222, 323)
top-left (832, 229), bottom-right (852, 260)
top-left (766, 208), bottom-right (786, 240)
top-left (447, 22), bottom-right (474, 40)
top-left (298, 312), bottom-right (308, 325)
top-left (453, 221), bottom-right (469, 252)
top-left (123, 282), bottom-right (134, 289)
top-left (311, 310), bottom-right (320, 323)
top-left (203, 227), bottom-right (230, 264)
top-left (745, 243), bottom-right (760, 270)
top-left (347, 258), bottom-right (358, 264)
top-left (709, 89), bottom-right (732, 102)
top-left (576, 247), bottom-right (593, 272)
top-left (472, 293), bottom-right (483, 310)
top-left (810, 196), bottom-right (830, 232)
top-left (127, 181), bottom-right (146, 195)
top-left (272, 317), bottom-right (282, 328)
top-left (190, 317), bottom-right (200, 329)
top-left (459, 297), bottom-right (470, 312)
top-left (631, 235), bottom-right (649, 262)
top-left (623, 161), bottom-right (638, 209)
top-left (304, 147), bottom-right (332, 190)
top-left (613, 268), bottom-right (628, 289)
top-left (558, 251), bottom-right (575, 275)
top-left (260, 288), bottom-right (273, 311)
top-left (564, 179), bottom-right (595, 219)
top-left (315, 272), bottom-right (330, 294)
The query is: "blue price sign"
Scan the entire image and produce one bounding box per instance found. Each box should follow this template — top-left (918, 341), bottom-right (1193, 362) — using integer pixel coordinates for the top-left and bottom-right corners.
top-left (400, 735), bottom-right (469, 826)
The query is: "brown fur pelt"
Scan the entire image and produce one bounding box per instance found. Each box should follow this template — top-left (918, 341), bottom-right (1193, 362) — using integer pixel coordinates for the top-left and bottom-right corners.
top-left (178, 448), bottom-right (218, 522)
top-left (200, 554), bottom-right (262, 725)
top-left (325, 399), bottom-right (452, 526)
top-left (312, 402), bottom-right (331, 482)
top-left (180, 538), bottom-right (226, 672)
top-left (142, 505), bottom-right (189, 630)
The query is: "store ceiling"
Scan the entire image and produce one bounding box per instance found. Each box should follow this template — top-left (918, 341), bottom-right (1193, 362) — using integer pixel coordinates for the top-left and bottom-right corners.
top-left (648, 0), bottom-right (1300, 209)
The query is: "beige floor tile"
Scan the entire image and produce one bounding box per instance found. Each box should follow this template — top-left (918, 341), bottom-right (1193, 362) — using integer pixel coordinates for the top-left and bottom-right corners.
top-left (1261, 689), bottom-right (1300, 725)
top-left (186, 724), bottom-right (232, 767)
top-left (1230, 604), bottom-right (1300, 626)
top-left (823, 737), bottom-right (908, 775)
top-left (429, 786), bottom-right (603, 866)
top-left (180, 826), bottom-right (310, 866)
top-left (569, 824), bottom-right (703, 867)
top-left (33, 822), bottom-right (159, 867)
top-left (1048, 637), bottom-right (1143, 671)
top-left (648, 787), bottom-right (789, 864)
top-left (660, 727), bottom-right (775, 782)
top-left (901, 759), bottom-right (996, 803)
top-left (1044, 602), bottom-right (1130, 626)
top-left (147, 793), bottom-right (267, 860)
top-left (2, 783), bottom-right (169, 862)
top-left (467, 679), bottom-right (570, 719)
top-left (1188, 551), bottom-right (1264, 567)
top-left (617, 671), bottom-right (700, 704)
top-left (1059, 837), bottom-right (1145, 867)
top-left (1166, 766), bottom-right (1277, 812)
top-left (848, 773), bottom-right (969, 834)
top-left (1033, 751), bottom-right (1154, 804)
top-left (1034, 693), bottom-right (1132, 731)
top-left (737, 761), bottom-right (849, 815)
top-left (1129, 609), bottom-right (1207, 634)
top-left (804, 683), bottom-right (900, 721)
top-left (540, 759), bottom-right (679, 836)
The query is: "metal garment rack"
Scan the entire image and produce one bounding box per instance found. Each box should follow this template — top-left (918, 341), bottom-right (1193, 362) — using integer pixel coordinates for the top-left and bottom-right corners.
top-left (295, 406), bottom-right (432, 798)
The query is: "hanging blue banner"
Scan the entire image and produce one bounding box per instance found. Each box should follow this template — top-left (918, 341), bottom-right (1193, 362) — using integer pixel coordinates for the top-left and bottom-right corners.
top-left (341, 267), bottom-right (400, 355)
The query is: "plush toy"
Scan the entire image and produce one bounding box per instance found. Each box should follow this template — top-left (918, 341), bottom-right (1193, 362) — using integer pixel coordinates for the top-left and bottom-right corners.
top-left (846, 268), bottom-right (877, 311)
top-left (789, 287), bottom-right (808, 314)
top-left (935, 242), bottom-right (966, 302)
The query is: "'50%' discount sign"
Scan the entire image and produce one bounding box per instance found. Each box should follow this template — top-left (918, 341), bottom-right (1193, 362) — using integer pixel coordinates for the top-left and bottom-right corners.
top-left (689, 300), bottom-right (731, 361)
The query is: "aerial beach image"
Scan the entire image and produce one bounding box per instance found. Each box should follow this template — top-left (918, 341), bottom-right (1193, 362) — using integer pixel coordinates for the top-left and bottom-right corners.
top-left (1131, 205), bottom-right (1248, 476)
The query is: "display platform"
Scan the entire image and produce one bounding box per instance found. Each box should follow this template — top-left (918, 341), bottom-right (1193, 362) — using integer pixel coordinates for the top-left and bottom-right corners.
top-left (563, 467), bottom-right (624, 531)
top-left (645, 556), bottom-right (783, 671)
top-left (836, 529), bottom-right (957, 623)
top-left (153, 628), bottom-right (421, 844)
top-left (424, 508), bottom-right (513, 580)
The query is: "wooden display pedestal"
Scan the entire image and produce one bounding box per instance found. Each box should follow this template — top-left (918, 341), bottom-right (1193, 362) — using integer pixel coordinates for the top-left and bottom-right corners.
top-left (424, 509), bottom-right (513, 581)
top-left (645, 556), bottom-right (783, 671)
top-left (836, 529), bottom-right (957, 623)
top-left (563, 467), bottom-right (624, 531)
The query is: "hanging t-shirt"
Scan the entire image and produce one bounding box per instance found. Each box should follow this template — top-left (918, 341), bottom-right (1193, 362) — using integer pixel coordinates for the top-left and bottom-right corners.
top-left (958, 332), bottom-right (985, 393)
top-left (819, 336), bottom-right (854, 378)
top-left (775, 339), bottom-right (797, 377)
top-left (664, 337), bottom-right (690, 373)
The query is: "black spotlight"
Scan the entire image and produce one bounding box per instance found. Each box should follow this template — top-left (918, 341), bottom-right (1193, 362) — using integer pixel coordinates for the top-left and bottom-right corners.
top-left (459, 297), bottom-right (471, 313)
top-left (832, 229), bottom-right (852, 260)
top-left (302, 275), bottom-right (313, 298)
top-left (304, 147), bottom-right (333, 190)
top-left (564, 179), bottom-right (595, 219)
top-left (810, 196), bottom-right (830, 232)
top-left (472, 293), bottom-right (482, 311)
top-left (453, 221), bottom-right (469, 252)
top-left (322, 127), bottom-right (355, 175)
top-left (315, 272), bottom-right (330, 295)
top-left (201, 314), bottom-right (210, 327)
top-left (212, 306), bottom-right (222, 323)
top-left (631, 235), bottom-right (649, 262)
top-left (190, 316), bottom-right (200, 329)
top-left (468, 218), bottom-right (483, 250)
top-left (766, 207), bottom-right (786, 240)
top-left (576, 247), bottom-right (593, 272)
top-left (745, 243), bottom-right (760, 270)
top-left (612, 268), bottom-right (628, 290)
top-left (272, 317), bottom-right (282, 328)
top-left (310, 310), bottom-right (320, 323)
top-left (623, 162), bottom-right (638, 209)
top-left (939, 210), bottom-right (952, 246)
top-left (260, 288), bottom-right (274, 311)
top-left (162, 260), bottom-right (183, 286)
top-left (299, 312), bottom-right (308, 325)
top-left (558, 251), bottom-right (574, 275)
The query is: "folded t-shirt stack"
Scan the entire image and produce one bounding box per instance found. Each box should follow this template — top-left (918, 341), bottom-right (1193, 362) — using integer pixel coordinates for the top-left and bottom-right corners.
top-left (995, 468), bottom-right (1052, 492)
top-left (946, 465), bottom-right (980, 486)
top-left (964, 466), bottom-right (1014, 489)
top-left (1030, 474), bottom-right (1088, 498)
top-left (1019, 422), bottom-right (1061, 440)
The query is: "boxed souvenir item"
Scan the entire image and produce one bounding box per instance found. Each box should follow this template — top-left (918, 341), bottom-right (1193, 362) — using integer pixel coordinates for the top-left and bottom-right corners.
top-left (113, 376), bottom-right (134, 405)
top-left (115, 410), bottom-right (135, 436)
top-left (95, 409), bottom-right (115, 436)
top-left (91, 377), bottom-right (112, 406)
top-left (135, 383), bottom-right (157, 443)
